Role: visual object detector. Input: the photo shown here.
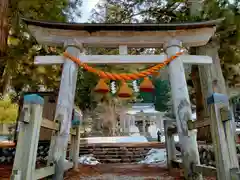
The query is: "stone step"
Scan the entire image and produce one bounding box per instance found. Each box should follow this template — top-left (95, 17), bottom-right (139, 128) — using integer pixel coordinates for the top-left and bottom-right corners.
top-left (96, 158), bottom-right (144, 163)
top-left (79, 151), bottom-right (150, 154)
top-left (94, 154), bottom-right (145, 158)
top-left (78, 142), bottom-right (162, 164)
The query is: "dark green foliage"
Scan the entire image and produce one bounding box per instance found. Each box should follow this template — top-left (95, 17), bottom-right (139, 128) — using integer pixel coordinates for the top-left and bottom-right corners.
top-left (154, 79), bottom-right (171, 112)
top-left (75, 69), bottom-right (98, 111)
top-left (136, 78), bottom-right (154, 103)
top-left (137, 77), bottom-right (171, 112)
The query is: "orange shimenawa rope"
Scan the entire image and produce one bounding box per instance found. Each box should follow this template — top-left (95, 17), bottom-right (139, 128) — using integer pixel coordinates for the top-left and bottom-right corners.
top-left (63, 51), bottom-right (183, 81)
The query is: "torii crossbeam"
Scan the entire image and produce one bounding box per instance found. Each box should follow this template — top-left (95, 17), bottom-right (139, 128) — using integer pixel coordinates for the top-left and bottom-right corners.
top-left (17, 18), bottom-right (224, 180)
top-left (35, 54), bottom-right (212, 65)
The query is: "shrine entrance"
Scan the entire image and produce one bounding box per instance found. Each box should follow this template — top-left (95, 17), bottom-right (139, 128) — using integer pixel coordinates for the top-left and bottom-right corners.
top-left (10, 18), bottom-right (239, 180)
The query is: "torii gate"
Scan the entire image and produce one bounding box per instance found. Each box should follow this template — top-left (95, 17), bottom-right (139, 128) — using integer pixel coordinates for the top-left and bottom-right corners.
top-left (16, 18), bottom-right (237, 180)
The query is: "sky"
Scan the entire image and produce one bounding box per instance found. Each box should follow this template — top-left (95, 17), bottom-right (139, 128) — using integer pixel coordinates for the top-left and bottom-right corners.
top-left (80, 0), bottom-right (99, 22)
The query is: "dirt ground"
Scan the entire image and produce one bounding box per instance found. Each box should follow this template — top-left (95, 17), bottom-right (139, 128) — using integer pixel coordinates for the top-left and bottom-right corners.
top-left (64, 164), bottom-right (216, 180)
top-left (0, 164), bottom-right (12, 180)
top-left (0, 163), bottom-right (216, 180)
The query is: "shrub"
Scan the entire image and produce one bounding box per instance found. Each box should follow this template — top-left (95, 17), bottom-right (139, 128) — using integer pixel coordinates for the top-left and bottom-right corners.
top-left (0, 97), bottom-right (18, 124)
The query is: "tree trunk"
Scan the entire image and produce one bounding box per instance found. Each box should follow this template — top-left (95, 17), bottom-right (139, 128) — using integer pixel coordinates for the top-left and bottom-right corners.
top-left (191, 65), bottom-right (204, 121)
top-left (1, 65), bottom-right (11, 97)
top-left (198, 40), bottom-right (224, 117)
top-left (0, 0), bottom-right (9, 56)
top-left (191, 65), bottom-right (208, 142)
top-left (0, 0), bottom-right (10, 96)
top-left (0, 123), bottom-right (3, 133)
top-left (188, 0), bottom-right (205, 125)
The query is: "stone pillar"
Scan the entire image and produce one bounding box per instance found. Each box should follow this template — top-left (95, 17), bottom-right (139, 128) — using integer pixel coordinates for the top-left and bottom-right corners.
top-left (165, 39), bottom-right (202, 179)
top-left (159, 114), bottom-right (164, 133)
top-left (164, 120), bottom-right (177, 169)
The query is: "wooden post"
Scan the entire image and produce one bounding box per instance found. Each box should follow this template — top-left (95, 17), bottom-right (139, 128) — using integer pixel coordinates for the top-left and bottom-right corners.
top-left (73, 126), bottom-right (81, 170)
top-left (164, 120), bottom-right (176, 169)
top-left (143, 118), bottom-right (146, 136)
top-left (122, 114), bottom-right (125, 133)
top-left (160, 114), bottom-right (164, 135)
top-left (125, 114), bottom-right (129, 134)
top-left (52, 40), bottom-right (80, 180)
top-left (207, 93), bottom-right (234, 180)
top-left (69, 133), bottom-right (75, 162)
top-left (197, 41), bottom-right (239, 178)
top-left (189, 0), bottom-right (208, 134)
top-left (11, 94), bottom-right (44, 180)
top-left (165, 39), bottom-right (202, 179)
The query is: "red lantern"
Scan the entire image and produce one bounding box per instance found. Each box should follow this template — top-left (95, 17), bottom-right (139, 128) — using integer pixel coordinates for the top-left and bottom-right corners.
top-left (94, 79), bottom-right (109, 94)
top-left (139, 77), bottom-right (154, 92)
top-left (118, 81), bottom-right (133, 98)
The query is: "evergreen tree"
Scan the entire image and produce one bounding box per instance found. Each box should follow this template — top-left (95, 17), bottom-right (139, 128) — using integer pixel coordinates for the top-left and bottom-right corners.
top-left (137, 77), bottom-right (171, 112)
top-left (154, 79), bottom-right (171, 112)
top-left (0, 0), bottom-right (82, 97)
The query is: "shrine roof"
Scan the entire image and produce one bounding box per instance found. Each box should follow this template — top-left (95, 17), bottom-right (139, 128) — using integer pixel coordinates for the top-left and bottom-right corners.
top-left (22, 18), bottom-right (223, 32)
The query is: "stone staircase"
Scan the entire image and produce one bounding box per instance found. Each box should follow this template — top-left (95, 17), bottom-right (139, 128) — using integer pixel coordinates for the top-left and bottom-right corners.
top-left (79, 142), bottom-right (164, 163)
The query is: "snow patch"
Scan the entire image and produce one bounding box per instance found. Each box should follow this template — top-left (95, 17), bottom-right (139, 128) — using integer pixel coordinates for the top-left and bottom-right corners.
top-left (139, 148), bottom-right (167, 165)
top-left (78, 154), bottom-right (100, 165)
top-left (129, 125), bottom-right (140, 136)
top-left (116, 136), bottom-right (148, 143)
top-left (82, 136), bottom-right (148, 144)
top-left (161, 135), bottom-right (179, 143)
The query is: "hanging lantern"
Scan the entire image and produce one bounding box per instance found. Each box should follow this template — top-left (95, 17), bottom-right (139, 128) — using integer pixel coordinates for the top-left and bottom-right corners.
top-left (94, 79), bottom-right (109, 94)
top-left (140, 77), bottom-right (154, 92)
top-left (118, 81), bottom-right (133, 98)
top-left (152, 71), bottom-right (160, 77)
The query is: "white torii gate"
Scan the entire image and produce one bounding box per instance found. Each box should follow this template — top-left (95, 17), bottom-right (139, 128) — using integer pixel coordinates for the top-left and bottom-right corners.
top-left (20, 18), bottom-right (223, 180)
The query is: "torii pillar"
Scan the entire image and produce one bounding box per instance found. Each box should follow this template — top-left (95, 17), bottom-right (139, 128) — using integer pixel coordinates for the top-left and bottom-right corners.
top-left (52, 40), bottom-right (80, 180)
top-left (165, 39), bottom-right (201, 179)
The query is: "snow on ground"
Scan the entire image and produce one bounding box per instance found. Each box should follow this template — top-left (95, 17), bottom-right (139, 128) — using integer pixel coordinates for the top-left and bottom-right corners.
top-left (79, 135), bottom-right (178, 166)
top-left (77, 148), bottom-right (169, 166)
top-left (116, 136), bottom-right (148, 143)
top-left (128, 125), bottom-right (140, 136)
top-left (81, 135), bottom-right (179, 144)
top-left (161, 135), bottom-right (179, 143)
top-left (139, 148), bottom-right (167, 165)
top-left (78, 154), bottom-right (100, 165)
top-left (0, 136), bottom-right (9, 142)
top-left (82, 136), bottom-right (148, 144)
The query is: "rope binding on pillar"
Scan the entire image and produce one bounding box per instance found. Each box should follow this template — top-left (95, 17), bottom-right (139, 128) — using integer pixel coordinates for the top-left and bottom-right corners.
top-left (63, 51), bottom-right (183, 97)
